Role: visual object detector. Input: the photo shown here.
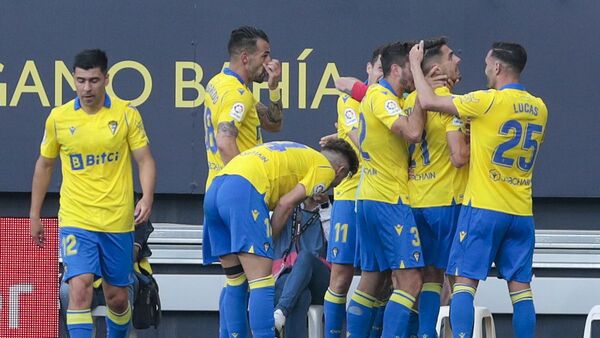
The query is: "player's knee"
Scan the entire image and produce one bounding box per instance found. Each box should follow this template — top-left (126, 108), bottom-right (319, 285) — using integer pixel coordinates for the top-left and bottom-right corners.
top-left (105, 288), bottom-right (129, 312)
top-left (68, 276), bottom-right (94, 307)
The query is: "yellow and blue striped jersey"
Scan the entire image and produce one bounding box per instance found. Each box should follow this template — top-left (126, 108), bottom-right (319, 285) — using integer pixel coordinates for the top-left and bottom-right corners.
top-left (356, 79), bottom-right (410, 204)
top-left (333, 94), bottom-right (361, 201)
top-left (219, 142), bottom-right (335, 210)
top-left (40, 95), bottom-right (149, 233)
top-left (452, 84), bottom-right (548, 215)
top-left (204, 68), bottom-right (262, 189)
top-left (405, 87), bottom-right (468, 207)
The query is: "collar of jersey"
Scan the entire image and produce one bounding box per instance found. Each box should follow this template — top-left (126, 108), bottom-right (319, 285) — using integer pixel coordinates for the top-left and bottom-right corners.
top-left (378, 79), bottom-right (398, 97)
top-left (74, 94), bottom-right (112, 110)
top-left (499, 83), bottom-right (525, 91)
top-left (223, 67), bottom-right (245, 85)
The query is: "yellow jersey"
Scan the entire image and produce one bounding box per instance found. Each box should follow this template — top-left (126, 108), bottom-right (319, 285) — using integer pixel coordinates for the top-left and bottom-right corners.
top-left (452, 84), bottom-right (548, 215)
top-left (40, 95), bottom-right (149, 232)
top-left (220, 142), bottom-right (335, 210)
top-left (356, 79), bottom-right (410, 204)
top-left (204, 68), bottom-right (262, 189)
top-left (405, 87), bottom-right (468, 207)
top-left (333, 94), bottom-right (361, 201)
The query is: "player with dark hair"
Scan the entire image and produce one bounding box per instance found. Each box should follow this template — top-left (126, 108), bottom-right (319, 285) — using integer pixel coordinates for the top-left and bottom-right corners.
top-left (403, 37), bottom-right (470, 337)
top-left (410, 41), bottom-right (547, 338)
top-left (346, 41), bottom-right (428, 337)
top-left (30, 49), bottom-right (156, 338)
top-left (322, 45), bottom-right (384, 338)
top-left (203, 25), bottom-right (284, 338)
top-left (203, 140), bottom-right (357, 338)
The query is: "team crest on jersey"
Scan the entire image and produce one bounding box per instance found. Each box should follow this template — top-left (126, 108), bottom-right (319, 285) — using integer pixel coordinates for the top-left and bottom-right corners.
top-left (413, 251), bottom-right (421, 262)
top-left (332, 247), bottom-right (339, 258)
top-left (263, 242), bottom-right (271, 252)
top-left (237, 88), bottom-right (245, 95)
top-left (489, 169), bottom-right (501, 181)
top-left (342, 95), bottom-right (349, 103)
top-left (384, 100), bottom-right (401, 115)
top-left (231, 333), bottom-right (239, 338)
top-left (459, 231), bottom-right (467, 242)
top-left (108, 121), bottom-right (118, 135)
top-left (230, 103), bottom-right (245, 122)
top-left (344, 108), bottom-right (357, 126)
top-left (252, 209), bottom-right (259, 221)
top-left (313, 184), bottom-right (326, 195)
top-left (69, 126), bottom-right (76, 135)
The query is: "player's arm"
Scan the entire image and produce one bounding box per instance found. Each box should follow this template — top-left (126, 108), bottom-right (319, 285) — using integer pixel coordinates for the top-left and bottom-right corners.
top-left (335, 77), bottom-right (362, 97)
top-left (216, 121), bottom-right (241, 164)
top-left (391, 98), bottom-right (426, 144)
top-left (29, 155), bottom-right (55, 247)
top-left (257, 59), bottom-right (283, 132)
top-left (256, 100), bottom-right (282, 132)
top-left (132, 146), bottom-right (156, 225)
top-left (319, 132), bottom-right (338, 147)
top-left (271, 184), bottom-right (307, 238)
top-left (409, 41), bottom-right (458, 116)
top-left (347, 129), bottom-right (359, 148)
top-left (447, 130), bottom-right (470, 168)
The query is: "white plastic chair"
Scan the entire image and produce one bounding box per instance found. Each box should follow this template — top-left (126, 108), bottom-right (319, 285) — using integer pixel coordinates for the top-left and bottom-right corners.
top-left (583, 305), bottom-right (600, 338)
top-left (436, 305), bottom-right (496, 338)
top-left (308, 305), bottom-right (324, 338)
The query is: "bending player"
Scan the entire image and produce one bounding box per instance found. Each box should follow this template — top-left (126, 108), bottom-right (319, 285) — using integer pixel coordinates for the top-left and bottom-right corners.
top-left (203, 140), bottom-right (358, 338)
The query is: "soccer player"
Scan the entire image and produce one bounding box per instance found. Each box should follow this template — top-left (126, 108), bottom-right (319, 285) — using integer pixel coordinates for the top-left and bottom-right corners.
top-left (29, 49), bottom-right (156, 338)
top-left (203, 25), bottom-right (283, 338)
top-left (409, 41), bottom-right (548, 338)
top-left (346, 41), bottom-right (427, 338)
top-left (323, 45), bottom-right (383, 338)
top-left (403, 37), bottom-right (469, 338)
top-left (204, 25), bottom-right (283, 188)
top-left (202, 140), bottom-right (359, 338)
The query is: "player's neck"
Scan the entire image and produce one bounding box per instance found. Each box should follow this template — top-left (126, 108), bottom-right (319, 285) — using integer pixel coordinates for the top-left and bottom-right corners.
top-left (228, 63), bottom-right (249, 84)
top-left (494, 75), bottom-right (520, 90)
top-left (80, 99), bottom-right (104, 115)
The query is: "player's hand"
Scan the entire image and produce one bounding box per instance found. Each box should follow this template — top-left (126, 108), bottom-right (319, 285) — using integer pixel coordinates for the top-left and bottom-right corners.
top-left (409, 40), bottom-right (425, 68)
top-left (319, 132), bottom-right (338, 147)
top-left (134, 196), bottom-right (153, 225)
top-left (30, 217), bottom-right (45, 248)
top-left (264, 59), bottom-right (282, 90)
top-left (447, 77), bottom-right (460, 91)
top-left (425, 65), bottom-right (448, 89)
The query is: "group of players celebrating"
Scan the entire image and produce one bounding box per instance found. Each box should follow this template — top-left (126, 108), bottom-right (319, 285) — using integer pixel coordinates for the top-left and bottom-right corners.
top-left (30, 22), bottom-right (547, 338)
top-left (202, 25), bottom-right (547, 338)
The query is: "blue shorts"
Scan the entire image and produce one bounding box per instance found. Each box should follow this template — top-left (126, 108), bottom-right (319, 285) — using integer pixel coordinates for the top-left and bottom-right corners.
top-left (60, 227), bottom-right (134, 286)
top-left (202, 175), bottom-right (273, 264)
top-left (327, 200), bottom-right (357, 265)
top-left (356, 200), bottom-right (424, 272)
top-left (446, 205), bottom-right (535, 282)
top-left (412, 204), bottom-right (461, 270)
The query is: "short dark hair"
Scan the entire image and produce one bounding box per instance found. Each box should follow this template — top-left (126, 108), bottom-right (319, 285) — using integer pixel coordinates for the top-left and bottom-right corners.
top-left (369, 45), bottom-right (385, 65)
top-left (322, 139), bottom-right (359, 177)
top-left (228, 26), bottom-right (269, 56)
top-left (381, 42), bottom-right (414, 77)
top-left (73, 49), bottom-right (108, 74)
top-left (422, 37), bottom-right (449, 73)
top-left (491, 42), bottom-right (527, 74)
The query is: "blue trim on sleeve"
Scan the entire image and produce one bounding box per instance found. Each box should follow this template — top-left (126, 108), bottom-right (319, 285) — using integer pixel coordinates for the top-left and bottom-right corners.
top-left (500, 83), bottom-right (525, 91)
top-left (223, 68), bottom-right (245, 85)
top-left (378, 79), bottom-right (398, 96)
